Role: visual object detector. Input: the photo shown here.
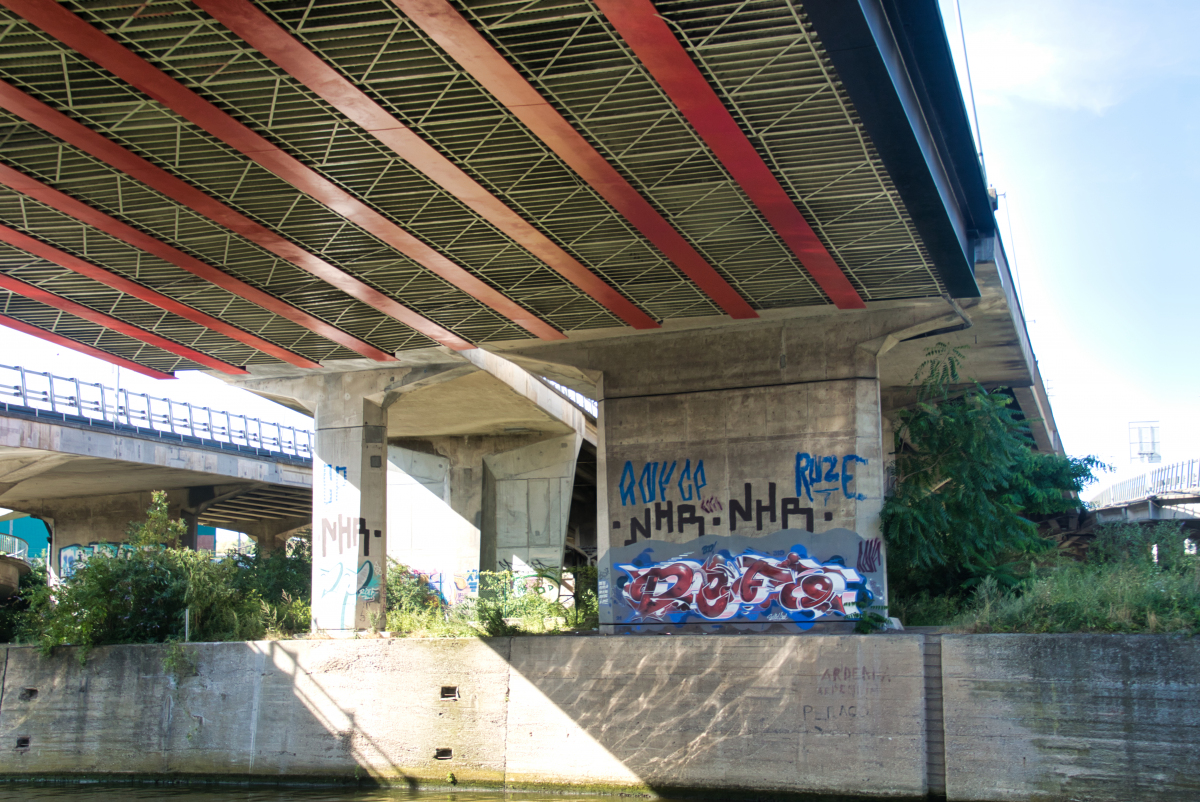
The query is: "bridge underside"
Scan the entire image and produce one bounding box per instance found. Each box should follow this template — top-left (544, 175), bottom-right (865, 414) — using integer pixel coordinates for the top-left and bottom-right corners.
top-left (0, 406), bottom-right (311, 575)
top-left (0, 0), bottom-right (1058, 630)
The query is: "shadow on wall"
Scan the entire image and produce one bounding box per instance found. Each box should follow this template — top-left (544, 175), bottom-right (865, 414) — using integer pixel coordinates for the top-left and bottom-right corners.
top-left (0, 639), bottom-right (507, 787)
top-left (0, 633), bottom-right (926, 798)
top-left (3, 634), bottom-right (1200, 800)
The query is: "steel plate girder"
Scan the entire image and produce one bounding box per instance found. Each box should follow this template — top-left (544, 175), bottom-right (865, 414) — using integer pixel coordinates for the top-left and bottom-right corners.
top-left (594, 0), bottom-right (864, 310)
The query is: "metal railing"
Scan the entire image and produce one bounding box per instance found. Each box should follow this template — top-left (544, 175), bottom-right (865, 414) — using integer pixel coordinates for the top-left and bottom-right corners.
top-left (541, 377), bottom-right (598, 418)
top-left (1090, 459), bottom-right (1200, 509)
top-left (0, 534), bottom-right (28, 561)
top-left (0, 364), bottom-right (313, 459)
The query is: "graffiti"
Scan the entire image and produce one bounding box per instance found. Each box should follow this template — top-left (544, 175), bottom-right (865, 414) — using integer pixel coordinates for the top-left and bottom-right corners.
top-left (857, 538), bottom-right (882, 573)
top-left (322, 463), bottom-right (349, 504)
top-left (357, 560), bottom-right (381, 602)
top-left (795, 453), bottom-right (867, 503)
top-left (618, 481), bottom-right (814, 545)
top-left (614, 543), bottom-right (869, 626)
top-left (408, 567), bottom-right (480, 605)
top-left (321, 515), bottom-right (380, 557)
top-left (318, 562), bottom-right (357, 629)
top-left (619, 459), bottom-right (707, 506)
top-left (59, 541), bottom-right (134, 579)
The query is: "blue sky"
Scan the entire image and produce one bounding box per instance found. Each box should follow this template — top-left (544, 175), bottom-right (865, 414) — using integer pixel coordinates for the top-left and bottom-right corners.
top-left (3, 1), bottom-right (1195, 490)
top-left (942, 0), bottom-right (1200, 477)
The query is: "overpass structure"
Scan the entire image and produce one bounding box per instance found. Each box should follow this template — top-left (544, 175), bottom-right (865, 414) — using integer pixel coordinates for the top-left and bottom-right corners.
top-left (0, 363), bottom-right (313, 578)
top-left (1090, 460), bottom-right (1200, 526)
top-left (0, 0), bottom-right (1060, 632)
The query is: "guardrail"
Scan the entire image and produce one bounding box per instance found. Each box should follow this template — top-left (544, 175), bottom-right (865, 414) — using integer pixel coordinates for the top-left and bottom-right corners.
top-left (541, 377), bottom-right (598, 418)
top-left (1090, 459), bottom-right (1200, 509)
top-left (0, 534), bottom-right (29, 561)
top-left (0, 364), bottom-right (313, 459)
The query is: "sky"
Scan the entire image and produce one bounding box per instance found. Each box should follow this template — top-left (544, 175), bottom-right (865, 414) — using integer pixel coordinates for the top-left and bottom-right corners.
top-left (3, 1), bottom-right (1197, 497)
top-left (939, 0), bottom-right (1200, 486)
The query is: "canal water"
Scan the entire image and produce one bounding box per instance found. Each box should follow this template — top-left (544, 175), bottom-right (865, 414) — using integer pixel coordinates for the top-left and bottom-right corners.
top-left (0, 786), bottom-right (679, 802)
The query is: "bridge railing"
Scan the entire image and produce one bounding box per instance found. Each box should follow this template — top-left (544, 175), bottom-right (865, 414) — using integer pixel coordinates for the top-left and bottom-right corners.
top-left (0, 534), bottom-right (29, 561)
top-left (1090, 459), bottom-right (1200, 509)
top-left (0, 364), bottom-right (313, 459)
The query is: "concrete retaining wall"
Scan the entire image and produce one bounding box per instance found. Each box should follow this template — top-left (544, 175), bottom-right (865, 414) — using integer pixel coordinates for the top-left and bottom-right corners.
top-left (1, 634), bottom-right (1197, 800)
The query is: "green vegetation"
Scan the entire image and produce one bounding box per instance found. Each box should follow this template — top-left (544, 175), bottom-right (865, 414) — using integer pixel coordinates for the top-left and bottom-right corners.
top-left (883, 344), bottom-right (1198, 635)
top-left (2, 491), bottom-right (312, 655)
top-left (882, 343), bottom-right (1103, 601)
top-left (952, 522), bottom-right (1200, 634)
top-left (383, 560), bottom-right (599, 637)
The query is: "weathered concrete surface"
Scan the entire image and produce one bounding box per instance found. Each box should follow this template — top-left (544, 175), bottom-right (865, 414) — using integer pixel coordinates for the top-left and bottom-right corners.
top-left (503, 635), bottom-right (926, 797)
top-left (0, 635), bottom-right (926, 798)
top-left (4, 634), bottom-right (1196, 800)
top-left (0, 639), bottom-right (511, 785)
top-left (941, 635), bottom-right (1200, 801)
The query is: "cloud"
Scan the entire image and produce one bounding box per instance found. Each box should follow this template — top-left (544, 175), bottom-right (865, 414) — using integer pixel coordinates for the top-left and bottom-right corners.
top-left (944, 0), bottom-right (1200, 113)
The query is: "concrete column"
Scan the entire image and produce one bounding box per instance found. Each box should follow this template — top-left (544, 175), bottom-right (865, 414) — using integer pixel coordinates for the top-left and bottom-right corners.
top-left (312, 375), bottom-right (387, 632)
top-left (386, 443), bottom-right (479, 604)
top-left (25, 489), bottom-right (188, 584)
top-left (493, 312), bottom-right (964, 633)
top-left (482, 433), bottom-right (582, 575)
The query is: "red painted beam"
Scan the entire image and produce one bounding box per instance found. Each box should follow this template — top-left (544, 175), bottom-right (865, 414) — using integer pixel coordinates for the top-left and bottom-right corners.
top-left (0, 222), bottom-right (320, 368)
top-left (0, 79), bottom-right (460, 356)
top-left (0, 314), bottom-right (174, 379)
top-left (392, 0), bottom-right (758, 321)
top-left (0, 273), bottom-right (249, 374)
top-left (0, 162), bottom-right (390, 363)
top-left (194, 0), bottom-right (657, 332)
top-left (594, 0), bottom-right (865, 310)
top-left (0, 0), bottom-right (562, 341)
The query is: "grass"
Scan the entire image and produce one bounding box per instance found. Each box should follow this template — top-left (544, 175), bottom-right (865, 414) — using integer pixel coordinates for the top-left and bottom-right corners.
top-left (957, 558), bottom-right (1200, 634)
top-left (899, 523), bottom-right (1200, 635)
top-left (384, 563), bottom-right (599, 638)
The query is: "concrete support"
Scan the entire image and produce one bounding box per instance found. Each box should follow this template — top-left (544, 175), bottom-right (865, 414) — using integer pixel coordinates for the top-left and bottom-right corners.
top-left (494, 311), bottom-right (968, 632)
top-left (22, 489), bottom-right (188, 583)
top-left (482, 433), bottom-right (582, 574)
top-left (386, 443), bottom-right (479, 604)
top-left (312, 375), bottom-right (387, 632)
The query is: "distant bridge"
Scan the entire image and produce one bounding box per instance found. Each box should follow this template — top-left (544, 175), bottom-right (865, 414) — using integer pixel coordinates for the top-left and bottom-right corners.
top-left (1089, 459), bottom-right (1200, 526)
top-left (1, 363), bottom-right (312, 460)
top-left (0, 364), bottom-right (312, 572)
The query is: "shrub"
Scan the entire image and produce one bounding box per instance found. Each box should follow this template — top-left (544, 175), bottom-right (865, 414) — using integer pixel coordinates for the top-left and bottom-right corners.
top-left (17, 492), bottom-right (312, 655)
top-left (951, 522), bottom-right (1200, 634)
top-left (383, 562), bottom-right (600, 637)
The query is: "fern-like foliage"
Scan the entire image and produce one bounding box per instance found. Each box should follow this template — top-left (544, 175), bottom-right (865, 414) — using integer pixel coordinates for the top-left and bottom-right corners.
top-left (882, 345), bottom-right (1102, 594)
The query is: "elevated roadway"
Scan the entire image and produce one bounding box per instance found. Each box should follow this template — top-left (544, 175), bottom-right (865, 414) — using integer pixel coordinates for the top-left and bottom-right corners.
top-left (0, 363), bottom-right (312, 577)
top-left (1090, 460), bottom-right (1200, 526)
top-left (0, 0), bottom-right (1061, 630)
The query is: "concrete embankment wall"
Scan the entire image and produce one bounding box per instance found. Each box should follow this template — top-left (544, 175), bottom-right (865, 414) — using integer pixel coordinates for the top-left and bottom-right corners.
top-left (0, 634), bottom-right (1197, 801)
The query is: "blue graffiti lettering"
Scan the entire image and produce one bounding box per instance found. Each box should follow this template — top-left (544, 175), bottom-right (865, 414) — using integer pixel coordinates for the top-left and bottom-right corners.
top-left (842, 454), bottom-right (868, 500)
top-left (620, 461), bottom-right (636, 506)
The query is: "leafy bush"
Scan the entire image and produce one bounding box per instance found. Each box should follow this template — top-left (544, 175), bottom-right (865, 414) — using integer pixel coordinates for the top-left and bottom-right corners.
top-left (882, 343), bottom-right (1103, 600)
top-left (14, 492), bottom-right (312, 654)
top-left (0, 560), bottom-right (47, 643)
top-left (383, 562), bottom-right (599, 637)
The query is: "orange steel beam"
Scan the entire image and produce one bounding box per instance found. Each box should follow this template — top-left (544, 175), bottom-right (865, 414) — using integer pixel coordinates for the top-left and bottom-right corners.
top-left (0, 222), bottom-right (320, 369)
top-left (0, 162), bottom-right (390, 363)
top-left (194, 0), bottom-right (658, 331)
top-left (0, 273), bottom-right (249, 374)
top-left (594, 0), bottom-right (866, 310)
top-left (393, 0), bottom-right (758, 321)
top-left (0, 78), bottom-right (463, 356)
top-left (0, 0), bottom-right (562, 341)
top-left (0, 314), bottom-right (174, 379)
